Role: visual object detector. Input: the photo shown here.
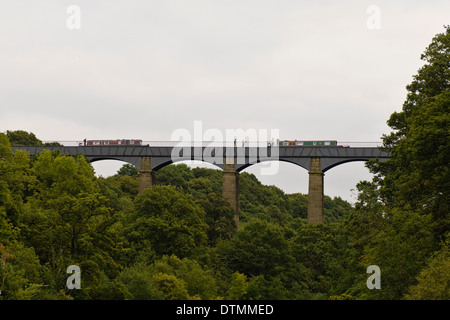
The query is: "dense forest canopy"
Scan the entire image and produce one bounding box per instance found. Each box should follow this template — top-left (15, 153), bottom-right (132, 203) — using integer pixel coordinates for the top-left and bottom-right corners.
top-left (0, 26), bottom-right (448, 300)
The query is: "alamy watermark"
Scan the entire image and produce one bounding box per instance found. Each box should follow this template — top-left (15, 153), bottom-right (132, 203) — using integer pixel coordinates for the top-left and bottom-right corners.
top-left (366, 265), bottom-right (381, 289)
top-left (171, 121), bottom-right (280, 175)
top-left (66, 5), bottom-right (81, 30)
top-left (65, 5), bottom-right (381, 31)
top-left (366, 5), bottom-right (381, 30)
top-left (64, 264), bottom-right (379, 292)
top-left (66, 265), bottom-right (81, 289)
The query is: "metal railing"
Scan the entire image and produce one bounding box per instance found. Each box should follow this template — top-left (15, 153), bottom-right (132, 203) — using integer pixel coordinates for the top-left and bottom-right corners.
top-left (41, 140), bottom-right (383, 147)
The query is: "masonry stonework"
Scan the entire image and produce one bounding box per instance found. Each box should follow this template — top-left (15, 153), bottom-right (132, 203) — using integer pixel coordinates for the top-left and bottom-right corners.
top-left (307, 157), bottom-right (324, 224)
top-left (222, 158), bottom-right (239, 227)
top-left (138, 156), bottom-right (154, 193)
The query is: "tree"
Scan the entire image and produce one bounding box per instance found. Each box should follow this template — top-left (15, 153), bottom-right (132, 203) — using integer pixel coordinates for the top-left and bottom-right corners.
top-left (405, 242), bottom-right (450, 300)
top-left (292, 222), bottom-right (348, 296)
top-left (361, 209), bottom-right (435, 299)
top-left (194, 193), bottom-right (236, 245)
top-left (23, 151), bottom-right (108, 255)
top-left (191, 167), bottom-right (222, 194)
top-left (0, 134), bottom-right (19, 243)
top-left (286, 193), bottom-right (308, 219)
top-left (0, 133), bottom-right (33, 228)
top-left (367, 26), bottom-right (450, 241)
top-left (118, 262), bottom-right (162, 300)
top-left (151, 255), bottom-right (219, 299)
top-left (127, 185), bottom-right (208, 259)
top-left (5, 130), bottom-right (62, 147)
top-left (238, 172), bottom-right (291, 223)
top-left (6, 130), bottom-right (42, 147)
top-left (217, 220), bottom-right (294, 278)
top-left (246, 275), bottom-right (289, 300)
top-left (323, 196), bottom-right (352, 222)
top-left (16, 150), bottom-right (124, 300)
top-left (153, 273), bottom-right (190, 300)
top-left (225, 272), bottom-right (247, 300)
top-left (115, 164), bottom-right (139, 178)
top-left (155, 164), bottom-right (194, 190)
top-left (0, 243), bottom-right (65, 300)
top-left (348, 26), bottom-right (450, 299)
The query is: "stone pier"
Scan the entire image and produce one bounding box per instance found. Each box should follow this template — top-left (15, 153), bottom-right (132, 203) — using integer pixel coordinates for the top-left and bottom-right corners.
top-left (307, 157), bottom-right (324, 224)
top-left (138, 156), bottom-right (154, 194)
top-left (222, 157), bottom-right (239, 227)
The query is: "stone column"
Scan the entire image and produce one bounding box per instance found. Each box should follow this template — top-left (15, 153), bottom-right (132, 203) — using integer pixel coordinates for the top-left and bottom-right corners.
top-left (222, 157), bottom-right (239, 227)
top-left (307, 157), bottom-right (324, 224)
top-left (138, 156), bottom-right (154, 194)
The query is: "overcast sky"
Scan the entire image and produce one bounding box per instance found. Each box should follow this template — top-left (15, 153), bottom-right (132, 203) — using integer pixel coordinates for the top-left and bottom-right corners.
top-left (1, 1), bottom-right (449, 202)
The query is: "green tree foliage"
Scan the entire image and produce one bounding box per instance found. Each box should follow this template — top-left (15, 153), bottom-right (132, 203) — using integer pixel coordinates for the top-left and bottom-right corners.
top-left (115, 164), bottom-right (139, 178)
top-left (0, 141), bottom-right (129, 299)
top-left (195, 193), bottom-right (236, 245)
top-left (151, 255), bottom-right (218, 299)
top-left (405, 242), bottom-right (450, 300)
top-left (217, 220), bottom-right (294, 278)
top-left (239, 173), bottom-right (290, 223)
top-left (6, 130), bottom-right (62, 147)
top-left (6, 130), bottom-right (42, 147)
top-left (348, 26), bottom-right (450, 299)
top-left (324, 196), bottom-right (353, 223)
top-left (153, 272), bottom-right (190, 300)
top-left (286, 193), bottom-right (308, 219)
top-left (22, 151), bottom-right (116, 263)
top-left (225, 272), bottom-right (247, 299)
top-left (367, 26), bottom-right (449, 239)
top-left (156, 163), bottom-right (195, 190)
top-left (127, 185), bottom-right (208, 259)
top-left (118, 255), bottom-right (219, 300)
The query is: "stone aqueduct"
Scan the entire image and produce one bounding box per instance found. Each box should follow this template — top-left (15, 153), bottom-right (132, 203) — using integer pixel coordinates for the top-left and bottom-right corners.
top-left (12, 145), bottom-right (389, 225)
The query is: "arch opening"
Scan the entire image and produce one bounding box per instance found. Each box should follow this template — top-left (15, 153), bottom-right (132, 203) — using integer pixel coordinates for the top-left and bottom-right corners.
top-left (322, 158), bottom-right (372, 172)
top-left (168, 160), bottom-right (223, 171)
top-left (240, 160), bottom-right (309, 195)
top-left (323, 161), bottom-right (374, 204)
top-left (153, 159), bottom-right (223, 172)
top-left (236, 158), bottom-right (309, 173)
top-left (90, 159), bottom-right (132, 177)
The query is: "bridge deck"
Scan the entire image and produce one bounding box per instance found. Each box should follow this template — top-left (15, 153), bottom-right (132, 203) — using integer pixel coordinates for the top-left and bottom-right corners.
top-left (12, 145), bottom-right (389, 172)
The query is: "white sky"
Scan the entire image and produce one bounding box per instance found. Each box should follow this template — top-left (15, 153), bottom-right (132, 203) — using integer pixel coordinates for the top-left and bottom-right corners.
top-left (1, 1), bottom-right (449, 202)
